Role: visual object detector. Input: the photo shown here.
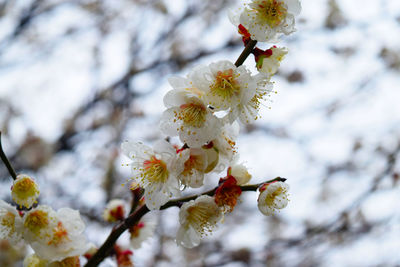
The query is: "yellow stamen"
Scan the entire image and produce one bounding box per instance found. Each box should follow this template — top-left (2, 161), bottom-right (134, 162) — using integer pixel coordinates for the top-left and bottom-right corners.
top-left (186, 205), bottom-right (217, 237)
top-left (24, 210), bottom-right (49, 236)
top-left (210, 69), bottom-right (241, 101)
top-left (182, 155), bottom-right (204, 177)
top-left (255, 0), bottom-right (287, 27)
top-left (141, 156), bottom-right (169, 184)
top-left (1, 212), bottom-right (16, 234)
top-left (177, 103), bottom-right (207, 128)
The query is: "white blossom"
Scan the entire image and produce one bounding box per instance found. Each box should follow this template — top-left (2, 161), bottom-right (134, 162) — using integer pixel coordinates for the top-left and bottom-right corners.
top-left (22, 205), bottom-right (89, 262)
top-left (257, 181), bottom-right (289, 216)
top-left (121, 140), bottom-right (184, 210)
top-left (129, 219), bottom-right (156, 249)
top-left (209, 121), bottom-right (240, 172)
top-left (176, 195), bottom-right (222, 248)
top-left (103, 199), bottom-right (127, 222)
top-left (0, 200), bottom-right (23, 247)
top-left (238, 0), bottom-right (301, 42)
top-left (160, 77), bottom-right (221, 147)
top-left (0, 238), bottom-right (26, 266)
top-left (193, 61), bottom-right (257, 115)
top-left (229, 162), bottom-right (252, 185)
top-left (257, 46), bottom-right (288, 76)
top-left (23, 253), bottom-right (47, 267)
top-left (232, 74), bottom-right (274, 123)
top-left (178, 148), bottom-right (208, 188)
top-left (23, 254), bottom-right (80, 267)
top-left (11, 174), bottom-right (40, 209)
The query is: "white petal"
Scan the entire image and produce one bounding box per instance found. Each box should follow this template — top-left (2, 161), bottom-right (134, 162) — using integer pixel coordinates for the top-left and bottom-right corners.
top-left (168, 76), bottom-right (190, 89)
top-left (144, 187), bottom-right (170, 210)
top-left (121, 141), bottom-right (152, 160)
top-left (163, 88), bottom-right (187, 108)
top-left (285, 0), bottom-right (301, 15)
top-left (188, 65), bottom-right (213, 91)
top-left (153, 139), bottom-right (176, 156)
top-left (159, 108), bottom-right (180, 137)
top-left (176, 225), bottom-right (200, 248)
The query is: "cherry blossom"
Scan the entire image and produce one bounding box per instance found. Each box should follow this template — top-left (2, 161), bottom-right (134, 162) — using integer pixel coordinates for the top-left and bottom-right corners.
top-left (22, 205), bottom-right (89, 262)
top-left (255, 46), bottom-right (288, 76)
top-left (11, 174), bottom-right (40, 209)
top-left (121, 140), bottom-right (184, 210)
top-left (257, 181), bottom-right (289, 216)
top-left (0, 200), bottom-right (23, 247)
top-left (177, 147), bottom-right (208, 188)
top-left (176, 195), bottom-right (222, 248)
top-left (160, 78), bottom-right (221, 147)
top-left (129, 219), bottom-right (156, 249)
top-left (238, 0), bottom-right (301, 42)
top-left (103, 199), bottom-right (127, 222)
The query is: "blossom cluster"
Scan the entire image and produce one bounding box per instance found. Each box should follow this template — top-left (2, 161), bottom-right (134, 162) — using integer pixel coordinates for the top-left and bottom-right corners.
top-left (0, 0), bottom-right (301, 264)
top-left (122, 0), bottom-right (300, 249)
top-left (0, 174), bottom-right (90, 266)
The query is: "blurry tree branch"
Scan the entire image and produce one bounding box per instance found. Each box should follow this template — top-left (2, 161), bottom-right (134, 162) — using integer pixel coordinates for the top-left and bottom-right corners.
top-left (0, 132), bottom-right (17, 180)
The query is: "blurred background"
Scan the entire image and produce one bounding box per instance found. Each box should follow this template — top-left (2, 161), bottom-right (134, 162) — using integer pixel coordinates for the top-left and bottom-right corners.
top-left (1, 0), bottom-right (400, 266)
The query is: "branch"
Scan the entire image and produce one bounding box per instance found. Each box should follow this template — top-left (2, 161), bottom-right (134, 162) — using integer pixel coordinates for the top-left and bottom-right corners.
top-left (0, 131), bottom-right (17, 180)
top-left (84, 177), bottom-right (286, 266)
top-left (235, 39), bottom-right (257, 67)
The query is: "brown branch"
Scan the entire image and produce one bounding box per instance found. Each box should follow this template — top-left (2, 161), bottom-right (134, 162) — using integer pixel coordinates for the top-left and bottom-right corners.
top-left (84, 177), bottom-right (286, 267)
top-left (235, 40), bottom-right (257, 67)
top-left (0, 131), bottom-right (17, 180)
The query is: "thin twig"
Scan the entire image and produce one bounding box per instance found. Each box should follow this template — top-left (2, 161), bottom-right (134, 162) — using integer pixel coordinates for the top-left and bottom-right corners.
top-left (84, 177), bottom-right (286, 267)
top-left (0, 132), bottom-right (17, 180)
top-left (235, 39), bottom-right (257, 67)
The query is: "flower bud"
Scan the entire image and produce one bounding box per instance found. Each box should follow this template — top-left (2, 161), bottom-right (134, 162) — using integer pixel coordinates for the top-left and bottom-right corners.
top-left (83, 243), bottom-right (98, 260)
top-left (11, 174), bottom-right (40, 208)
top-left (129, 219), bottom-right (156, 249)
top-left (257, 181), bottom-right (289, 216)
top-left (229, 164), bottom-right (252, 185)
top-left (103, 199), bottom-right (126, 222)
top-left (255, 46), bottom-right (288, 76)
top-left (114, 245), bottom-right (133, 267)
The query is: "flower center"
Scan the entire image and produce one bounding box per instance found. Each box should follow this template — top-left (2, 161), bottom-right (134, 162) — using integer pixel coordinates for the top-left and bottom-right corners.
top-left (13, 178), bottom-right (39, 199)
top-left (24, 210), bottom-right (49, 236)
top-left (182, 155), bottom-right (204, 176)
top-left (1, 212), bottom-right (16, 234)
top-left (186, 205), bottom-right (217, 237)
top-left (256, 0), bottom-right (287, 27)
top-left (48, 221), bottom-right (69, 246)
top-left (58, 257), bottom-right (80, 266)
top-left (178, 103), bottom-right (207, 128)
top-left (265, 187), bottom-right (284, 207)
top-left (142, 156), bottom-right (169, 184)
top-left (210, 69), bottom-right (241, 101)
